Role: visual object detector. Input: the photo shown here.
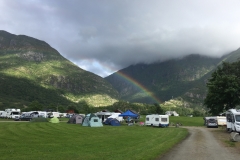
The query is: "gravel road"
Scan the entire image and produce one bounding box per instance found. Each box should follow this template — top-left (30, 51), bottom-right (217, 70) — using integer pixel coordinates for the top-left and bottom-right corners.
top-left (159, 127), bottom-right (240, 160)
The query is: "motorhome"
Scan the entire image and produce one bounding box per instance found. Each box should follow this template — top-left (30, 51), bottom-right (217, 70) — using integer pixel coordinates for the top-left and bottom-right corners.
top-left (5, 108), bottom-right (21, 119)
top-left (145, 114), bottom-right (169, 127)
top-left (226, 109), bottom-right (240, 133)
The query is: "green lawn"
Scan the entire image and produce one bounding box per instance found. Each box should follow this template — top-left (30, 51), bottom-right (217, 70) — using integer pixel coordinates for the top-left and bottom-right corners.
top-left (169, 116), bottom-right (204, 126)
top-left (0, 122), bottom-right (188, 160)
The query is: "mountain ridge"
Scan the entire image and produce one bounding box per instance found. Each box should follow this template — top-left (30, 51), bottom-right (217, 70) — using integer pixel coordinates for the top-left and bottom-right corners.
top-left (0, 30), bottom-right (119, 110)
top-left (105, 51), bottom-right (239, 108)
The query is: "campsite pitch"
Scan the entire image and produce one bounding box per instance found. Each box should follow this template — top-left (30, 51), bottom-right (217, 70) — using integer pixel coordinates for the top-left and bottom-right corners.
top-left (0, 122), bottom-right (187, 160)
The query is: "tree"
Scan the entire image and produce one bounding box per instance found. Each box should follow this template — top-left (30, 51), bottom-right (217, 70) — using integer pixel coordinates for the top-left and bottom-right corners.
top-left (204, 61), bottom-right (240, 115)
top-left (154, 103), bottom-right (164, 114)
top-left (28, 100), bottom-right (43, 111)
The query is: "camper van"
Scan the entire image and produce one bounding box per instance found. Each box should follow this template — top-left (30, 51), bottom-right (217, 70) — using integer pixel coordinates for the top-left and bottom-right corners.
top-left (5, 108), bottom-right (21, 119)
top-left (145, 114), bottom-right (169, 127)
top-left (226, 109), bottom-right (240, 133)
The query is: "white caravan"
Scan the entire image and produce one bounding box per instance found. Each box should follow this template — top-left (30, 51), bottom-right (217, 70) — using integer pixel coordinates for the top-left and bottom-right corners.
top-left (145, 114), bottom-right (169, 127)
top-left (95, 111), bottom-right (113, 122)
top-left (216, 116), bottom-right (226, 126)
top-left (108, 113), bottom-right (123, 122)
top-left (0, 111), bottom-right (4, 118)
top-left (226, 109), bottom-right (240, 133)
top-left (30, 111), bottom-right (48, 118)
top-left (1, 111), bottom-right (7, 118)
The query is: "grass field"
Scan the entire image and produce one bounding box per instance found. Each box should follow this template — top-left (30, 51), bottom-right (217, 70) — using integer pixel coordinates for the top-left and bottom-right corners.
top-left (0, 121), bottom-right (188, 160)
top-left (169, 116), bottom-right (204, 126)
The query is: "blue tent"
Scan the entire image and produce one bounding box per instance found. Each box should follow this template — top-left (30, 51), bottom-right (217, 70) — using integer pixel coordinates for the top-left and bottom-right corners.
top-left (118, 110), bottom-right (138, 117)
top-left (104, 118), bottom-right (113, 125)
top-left (109, 119), bottom-right (121, 126)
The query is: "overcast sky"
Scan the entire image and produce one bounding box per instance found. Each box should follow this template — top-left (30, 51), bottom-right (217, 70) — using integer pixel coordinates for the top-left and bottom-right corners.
top-left (1, 0), bottom-right (240, 77)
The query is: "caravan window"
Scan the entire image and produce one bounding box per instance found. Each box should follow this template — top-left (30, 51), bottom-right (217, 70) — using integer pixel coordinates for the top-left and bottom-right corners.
top-left (236, 115), bottom-right (240, 122)
top-left (155, 118), bottom-right (159, 121)
top-left (161, 118), bottom-right (167, 122)
top-left (227, 114), bottom-right (232, 122)
top-left (146, 118), bottom-right (149, 121)
top-left (94, 119), bottom-right (98, 122)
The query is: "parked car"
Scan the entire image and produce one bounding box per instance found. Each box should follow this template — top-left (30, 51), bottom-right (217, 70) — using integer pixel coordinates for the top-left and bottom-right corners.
top-left (206, 118), bottom-right (218, 128)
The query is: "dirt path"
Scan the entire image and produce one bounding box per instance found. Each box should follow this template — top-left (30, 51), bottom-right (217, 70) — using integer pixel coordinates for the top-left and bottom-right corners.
top-left (159, 127), bottom-right (240, 160)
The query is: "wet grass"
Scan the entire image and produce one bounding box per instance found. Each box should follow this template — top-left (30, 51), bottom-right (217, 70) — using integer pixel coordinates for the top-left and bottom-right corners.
top-left (0, 122), bottom-right (188, 160)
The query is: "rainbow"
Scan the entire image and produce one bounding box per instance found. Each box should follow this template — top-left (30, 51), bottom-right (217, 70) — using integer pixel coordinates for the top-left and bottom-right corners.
top-left (116, 71), bottom-right (162, 104)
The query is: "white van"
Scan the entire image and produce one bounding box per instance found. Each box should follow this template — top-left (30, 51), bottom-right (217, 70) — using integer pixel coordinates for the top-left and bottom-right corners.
top-left (5, 109), bottom-right (21, 119)
top-left (145, 114), bottom-right (169, 127)
top-left (226, 109), bottom-right (240, 133)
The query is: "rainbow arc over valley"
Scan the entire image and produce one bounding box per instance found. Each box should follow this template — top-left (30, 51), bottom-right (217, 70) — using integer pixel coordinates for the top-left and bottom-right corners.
top-left (116, 71), bottom-right (162, 104)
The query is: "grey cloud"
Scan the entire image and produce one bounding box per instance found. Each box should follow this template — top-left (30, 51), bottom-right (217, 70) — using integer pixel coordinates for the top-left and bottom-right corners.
top-left (1, 0), bottom-right (240, 77)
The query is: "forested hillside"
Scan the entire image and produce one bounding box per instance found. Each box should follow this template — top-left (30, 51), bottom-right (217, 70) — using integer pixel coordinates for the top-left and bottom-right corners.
top-left (0, 30), bottom-right (119, 110)
top-left (105, 51), bottom-right (240, 109)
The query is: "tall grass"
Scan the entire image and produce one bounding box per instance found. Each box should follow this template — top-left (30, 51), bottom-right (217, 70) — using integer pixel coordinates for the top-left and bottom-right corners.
top-left (0, 122), bottom-right (188, 160)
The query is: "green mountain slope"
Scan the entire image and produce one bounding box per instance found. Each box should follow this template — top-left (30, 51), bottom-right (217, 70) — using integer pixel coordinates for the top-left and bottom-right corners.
top-left (0, 30), bottom-right (119, 109)
top-left (105, 54), bottom-right (224, 108)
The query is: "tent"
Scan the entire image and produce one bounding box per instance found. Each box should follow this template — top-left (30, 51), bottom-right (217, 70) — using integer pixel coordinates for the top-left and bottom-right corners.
top-left (109, 118), bottom-right (121, 126)
top-left (119, 110), bottom-right (138, 117)
top-left (104, 118), bottom-right (113, 125)
top-left (67, 114), bottom-right (85, 124)
top-left (49, 117), bottom-right (59, 123)
top-left (82, 113), bottom-right (103, 127)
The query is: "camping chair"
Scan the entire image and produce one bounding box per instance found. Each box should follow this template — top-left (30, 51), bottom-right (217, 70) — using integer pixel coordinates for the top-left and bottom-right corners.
top-left (139, 122), bottom-right (144, 126)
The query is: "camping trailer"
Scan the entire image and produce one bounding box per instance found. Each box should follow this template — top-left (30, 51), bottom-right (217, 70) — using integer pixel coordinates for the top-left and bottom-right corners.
top-left (145, 114), bottom-right (169, 127)
top-left (0, 111), bottom-right (6, 118)
top-left (216, 116), bottom-right (226, 126)
top-left (108, 113), bottom-right (123, 122)
top-left (95, 111), bottom-right (113, 122)
top-left (226, 109), bottom-right (240, 133)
